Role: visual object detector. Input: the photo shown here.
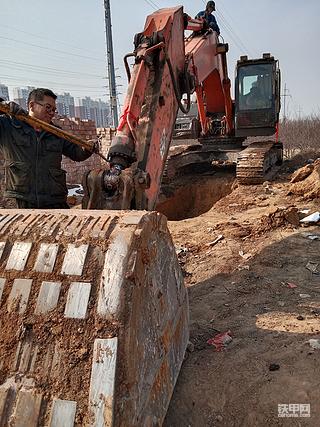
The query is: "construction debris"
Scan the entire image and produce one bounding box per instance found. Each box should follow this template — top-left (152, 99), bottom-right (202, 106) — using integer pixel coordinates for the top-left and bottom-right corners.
top-left (300, 212), bottom-right (320, 223)
top-left (239, 250), bottom-right (252, 260)
top-left (301, 232), bottom-right (320, 240)
top-left (308, 339), bottom-right (320, 350)
top-left (286, 282), bottom-right (298, 289)
top-left (306, 261), bottom-right (320, 274)
top-left (206, 234), bottom-right (224, 247)
top-left (299, 293), bottom-right (311, 299)
top-left (207, 330), bottom-right (233, 351)
top-left (258, 206), bottom-right (300, 232)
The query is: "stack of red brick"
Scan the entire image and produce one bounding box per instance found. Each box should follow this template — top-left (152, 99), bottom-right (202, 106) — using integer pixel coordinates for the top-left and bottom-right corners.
top-left (53, 117), bottom-right (114, 184)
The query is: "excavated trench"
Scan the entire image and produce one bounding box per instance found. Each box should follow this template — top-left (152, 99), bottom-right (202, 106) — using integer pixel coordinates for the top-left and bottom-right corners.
top-left (157, 169), bottom-right (236, 221)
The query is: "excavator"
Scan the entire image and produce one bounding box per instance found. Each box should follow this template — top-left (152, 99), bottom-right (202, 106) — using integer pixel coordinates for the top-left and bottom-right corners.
top-left (0, 6), bottom-right (281, 426)
top-left (169, 51), bottom-right (282, 184)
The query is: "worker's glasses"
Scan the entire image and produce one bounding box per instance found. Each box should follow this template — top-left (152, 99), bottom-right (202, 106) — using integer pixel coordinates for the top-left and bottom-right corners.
top-left (35, 101), bottom-right (57, 114)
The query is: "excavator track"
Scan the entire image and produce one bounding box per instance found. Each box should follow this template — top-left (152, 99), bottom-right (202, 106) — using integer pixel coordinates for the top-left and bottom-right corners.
top-left (236, 141), bottom-right (283, 184)
top-left (0, 209), bottom-right (188, 426)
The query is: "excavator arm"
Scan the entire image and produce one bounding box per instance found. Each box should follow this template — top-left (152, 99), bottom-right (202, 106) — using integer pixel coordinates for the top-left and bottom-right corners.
top-left (105, 6), bottom-right (187, 211)
top-left (83, 6), bottom-right (234, 211)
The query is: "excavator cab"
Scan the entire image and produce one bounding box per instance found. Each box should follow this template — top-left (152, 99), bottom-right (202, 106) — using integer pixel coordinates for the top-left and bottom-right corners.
top-left (235, 53), bottom-right (281, 137)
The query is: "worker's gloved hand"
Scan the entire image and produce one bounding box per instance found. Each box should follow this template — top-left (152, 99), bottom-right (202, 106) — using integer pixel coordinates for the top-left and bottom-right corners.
top-left (7, 101), bottom-right (28, 116)
top-left (87, 138), bottom-right (101, 154)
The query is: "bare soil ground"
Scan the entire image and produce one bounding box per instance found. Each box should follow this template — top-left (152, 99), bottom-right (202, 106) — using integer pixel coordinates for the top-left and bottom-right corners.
top-left (164, 159), bottom-right (320, 426)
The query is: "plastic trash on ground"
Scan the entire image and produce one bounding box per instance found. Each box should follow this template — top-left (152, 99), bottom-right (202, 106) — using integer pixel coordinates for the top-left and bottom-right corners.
top-left (300, 212), bottom-right (320, 223)
top-left (207, 330), bottom-right (233, 351)
top-left (308, 339), bottom-right (320, 350)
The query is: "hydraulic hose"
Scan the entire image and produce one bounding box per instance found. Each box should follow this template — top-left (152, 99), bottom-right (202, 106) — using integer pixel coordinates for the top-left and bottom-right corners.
top-left (166, 57), bottom-right (191, 114)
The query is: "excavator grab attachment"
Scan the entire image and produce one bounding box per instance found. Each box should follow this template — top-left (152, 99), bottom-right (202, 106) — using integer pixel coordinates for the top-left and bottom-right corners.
top-left (0, 209), bottom-right (188, 426)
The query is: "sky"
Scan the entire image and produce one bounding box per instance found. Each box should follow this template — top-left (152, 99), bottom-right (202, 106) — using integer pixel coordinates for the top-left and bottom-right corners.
top-left (1, 0), bottom-right (319, 118)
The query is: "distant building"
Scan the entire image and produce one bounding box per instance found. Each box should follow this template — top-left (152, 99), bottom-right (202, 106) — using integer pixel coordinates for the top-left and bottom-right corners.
top-left (12, 86), bottom-right (35, 109)
top-left (0, 83), bottom-right (9, 101)
top-left (56, 92), bottom-right (75, 117)
top-left (75, 97), bottom-right (110, 127)
top-left (2, 85), bottom-right (111, 127)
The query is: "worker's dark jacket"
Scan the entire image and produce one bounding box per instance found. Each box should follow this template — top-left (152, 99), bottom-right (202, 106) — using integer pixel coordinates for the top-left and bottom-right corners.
top-left (0, 115), bottom-right (92, 207)
top-left (195, 11), bottom-right (220, 35)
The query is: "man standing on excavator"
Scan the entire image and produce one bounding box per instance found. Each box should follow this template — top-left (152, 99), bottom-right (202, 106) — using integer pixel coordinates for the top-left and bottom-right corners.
top-left (196, 1), bottom-right (220, 35)
top-left (0, 88), bottom-right (94, 209)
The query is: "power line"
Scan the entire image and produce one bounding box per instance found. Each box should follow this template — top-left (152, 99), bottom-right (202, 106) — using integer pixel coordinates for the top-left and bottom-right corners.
top-left (216, 2), bottom-right (259, 57)
top-left (0, 75), bottom-right (105, 90)
top-left (216, 11), bottom-right (255, 57)
top-left (0, 35), bottom-right (105, 63)
top-left (199, 0), bottom-right (257, 58)
top-left (143, 0), bottom-right (160, 11)
top-left (0, 59), bottom-right (105, 79)
top-left (0, 24), bottom-right (102, 57)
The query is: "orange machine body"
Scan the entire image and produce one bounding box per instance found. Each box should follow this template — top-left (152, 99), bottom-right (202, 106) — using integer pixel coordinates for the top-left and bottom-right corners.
top-left (108, 6), bottom-right (234, 210)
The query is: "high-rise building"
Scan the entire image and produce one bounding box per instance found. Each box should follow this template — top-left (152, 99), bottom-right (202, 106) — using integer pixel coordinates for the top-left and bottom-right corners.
top-left (12, 86), bottom-right (35, 109)
top-left (2, 85), bottom-right (111, 126)
top-left (0, 83), bottom-right (9, 101)
top-left (75, 97), bottom-right (110, 127)
top-left (56, 92), bottom-right (75, 117)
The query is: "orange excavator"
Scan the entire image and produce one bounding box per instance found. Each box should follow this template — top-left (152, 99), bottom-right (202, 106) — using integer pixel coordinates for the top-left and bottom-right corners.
top-left (0, 6), bottom-right (281, 426)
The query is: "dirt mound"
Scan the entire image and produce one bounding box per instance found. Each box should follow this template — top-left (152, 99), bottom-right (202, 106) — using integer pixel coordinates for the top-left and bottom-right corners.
top-left (289, 159), bottom-right (320, 199)
top-left (290, 163), bottom-right (314, 183)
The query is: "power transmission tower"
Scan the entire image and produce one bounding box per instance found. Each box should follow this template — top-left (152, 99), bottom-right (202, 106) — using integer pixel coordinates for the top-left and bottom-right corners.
top-left (104, 0), bottom-right (118, 127)
top-left (297, 105), bottom-right (302, 120)
top-left (281, 83), bottom-right (291, 122)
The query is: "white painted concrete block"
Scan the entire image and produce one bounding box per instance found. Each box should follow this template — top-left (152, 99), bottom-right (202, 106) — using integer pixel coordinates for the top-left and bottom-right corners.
top-left (89, 338), bottom-right (118, 427)
top-left (35, 281), bottom-right (61, 314)
top-left (0, 278), bottom-right (5, 302)
top-left (61, 244), bottom-right (88, 276)
top-left (49, 399), bottom-right (77, 427)
top-left (97, 231), bottom-right (131, 318)
top-left (0, 241), bottom-right (6, 261)
top-left (6, 242), bottom-right (32, 271)
top-left (64, 282), bottom-right (91, 319)
top-left (34, 243), bottom-right (59, 273)
top-left (7, 279), bottom-right (33, 314)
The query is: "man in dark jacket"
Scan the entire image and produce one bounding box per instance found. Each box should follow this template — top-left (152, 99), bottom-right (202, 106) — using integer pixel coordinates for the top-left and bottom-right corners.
top-left (0, 88), bottom-right (94, 209)
top-left (196, 1), bottom-right (220, 35)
